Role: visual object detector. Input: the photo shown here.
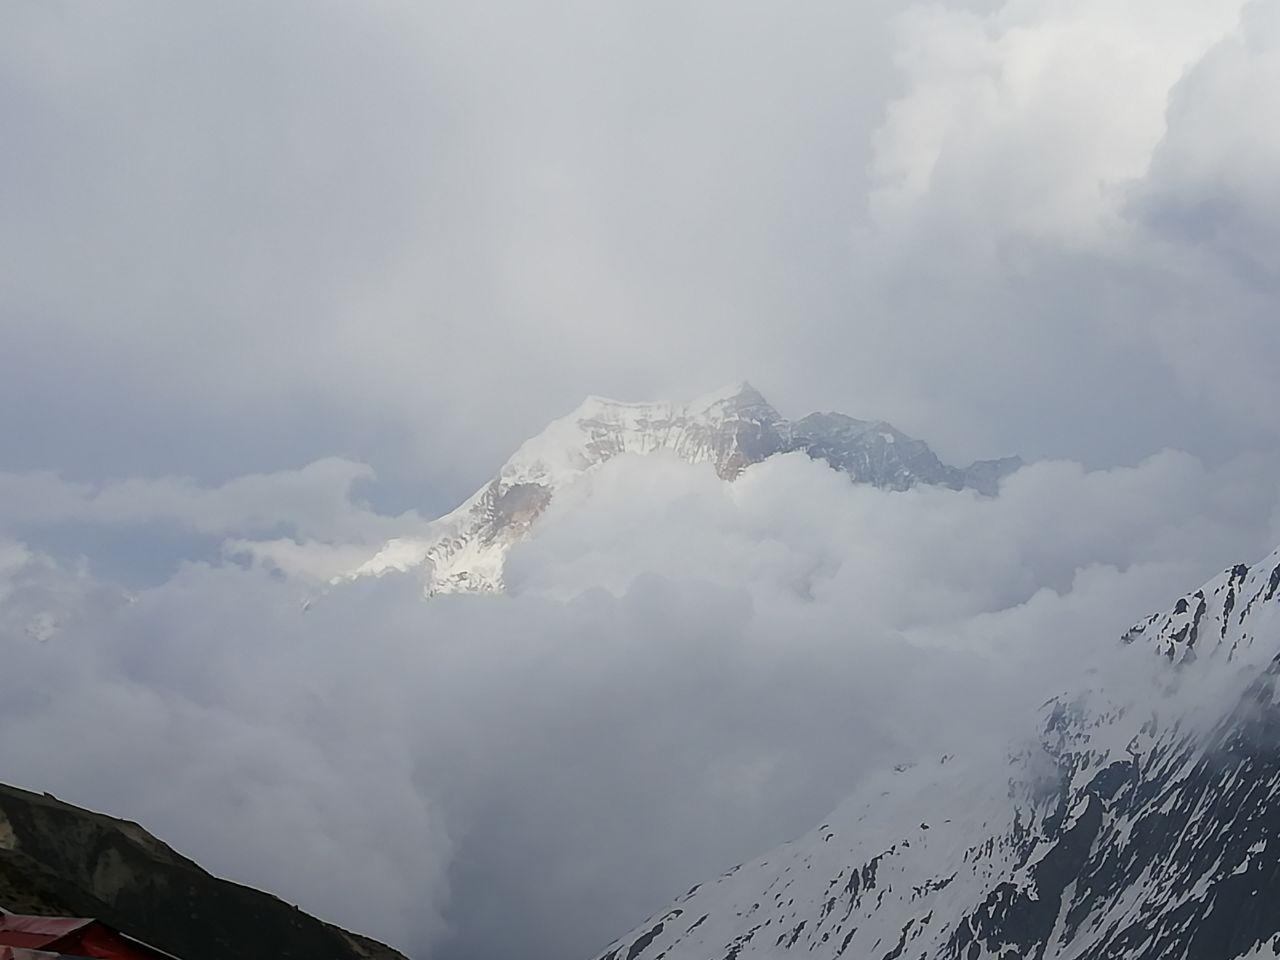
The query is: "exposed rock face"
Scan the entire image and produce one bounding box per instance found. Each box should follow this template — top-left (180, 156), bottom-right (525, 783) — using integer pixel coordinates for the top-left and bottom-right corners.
top-left (0, 783), bottom-right (407, 960)
top-left (787, 412), bottom-right (1019, 495)
top-left (345, 383), bottom-right (1019, 596)
top-left (590, 548), bottom-right (1280, 960)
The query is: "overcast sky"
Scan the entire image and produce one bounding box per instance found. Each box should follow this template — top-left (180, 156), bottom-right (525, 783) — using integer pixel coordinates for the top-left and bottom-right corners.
top-left (3, 2), bottom-right (1280, 959)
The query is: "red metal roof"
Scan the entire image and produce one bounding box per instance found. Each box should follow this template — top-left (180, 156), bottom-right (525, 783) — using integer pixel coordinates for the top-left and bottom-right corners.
top-left (0, 914), bottom-right (179, 960)
top-left (0, 916), bottom-right (92, 949)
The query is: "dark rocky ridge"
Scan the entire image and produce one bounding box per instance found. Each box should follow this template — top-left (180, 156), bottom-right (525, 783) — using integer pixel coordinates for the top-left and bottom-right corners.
top-left (781, 408), bottom-right (1020, 495)
top-left (0, 782), bottom-right (408, 960)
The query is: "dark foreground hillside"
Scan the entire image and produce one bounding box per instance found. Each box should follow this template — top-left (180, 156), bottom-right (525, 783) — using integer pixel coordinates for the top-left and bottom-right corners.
top-left (0, 782), bottom-right (407, 960)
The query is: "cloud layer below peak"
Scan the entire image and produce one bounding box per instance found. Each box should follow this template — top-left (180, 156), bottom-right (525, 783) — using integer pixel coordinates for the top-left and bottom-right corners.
top-left (2, 447), bottom-right (1278, 958)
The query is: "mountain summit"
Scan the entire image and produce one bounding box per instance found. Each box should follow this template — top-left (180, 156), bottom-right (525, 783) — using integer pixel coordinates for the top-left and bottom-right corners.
top-left (344, 384), bottom-right (1020, 596)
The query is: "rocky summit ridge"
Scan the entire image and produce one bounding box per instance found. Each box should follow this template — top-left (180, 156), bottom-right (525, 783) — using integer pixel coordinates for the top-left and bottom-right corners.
top-left (342, 383), bottom-right (1020, 597)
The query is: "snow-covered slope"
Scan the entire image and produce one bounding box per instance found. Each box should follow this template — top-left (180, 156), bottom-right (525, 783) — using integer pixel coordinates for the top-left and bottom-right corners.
top-left (592, 547), bottom-right (1280, 960)
top-left (344, 383), bottom-right (1018, 596)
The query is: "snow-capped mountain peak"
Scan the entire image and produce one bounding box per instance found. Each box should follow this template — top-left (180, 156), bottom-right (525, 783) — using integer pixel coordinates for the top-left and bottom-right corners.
top-left (497, 381), bottom-right (785, 489)
top-left (343, 384), bottom-right (1019, 597)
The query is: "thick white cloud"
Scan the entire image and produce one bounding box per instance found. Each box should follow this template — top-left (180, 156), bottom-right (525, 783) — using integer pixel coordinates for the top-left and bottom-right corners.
top-left (835, 0), bottom-right (1279, 467)
top-left (1131, 1), bottom-right (1280, 275)
top-left (870, 0), bottom-right (1247, 242)
top-left (512, 449), bottom-right (1278, 616)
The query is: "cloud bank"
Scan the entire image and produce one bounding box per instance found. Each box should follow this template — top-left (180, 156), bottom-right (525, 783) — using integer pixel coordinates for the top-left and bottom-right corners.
top-left (3, 448), bottom-right (1278, 958)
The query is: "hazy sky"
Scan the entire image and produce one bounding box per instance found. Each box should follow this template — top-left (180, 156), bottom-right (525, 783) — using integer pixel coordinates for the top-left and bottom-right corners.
top-left (5, 0), bottom-right (1278, 503)
top-left (2, 2), bottom-right (1279, 959)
